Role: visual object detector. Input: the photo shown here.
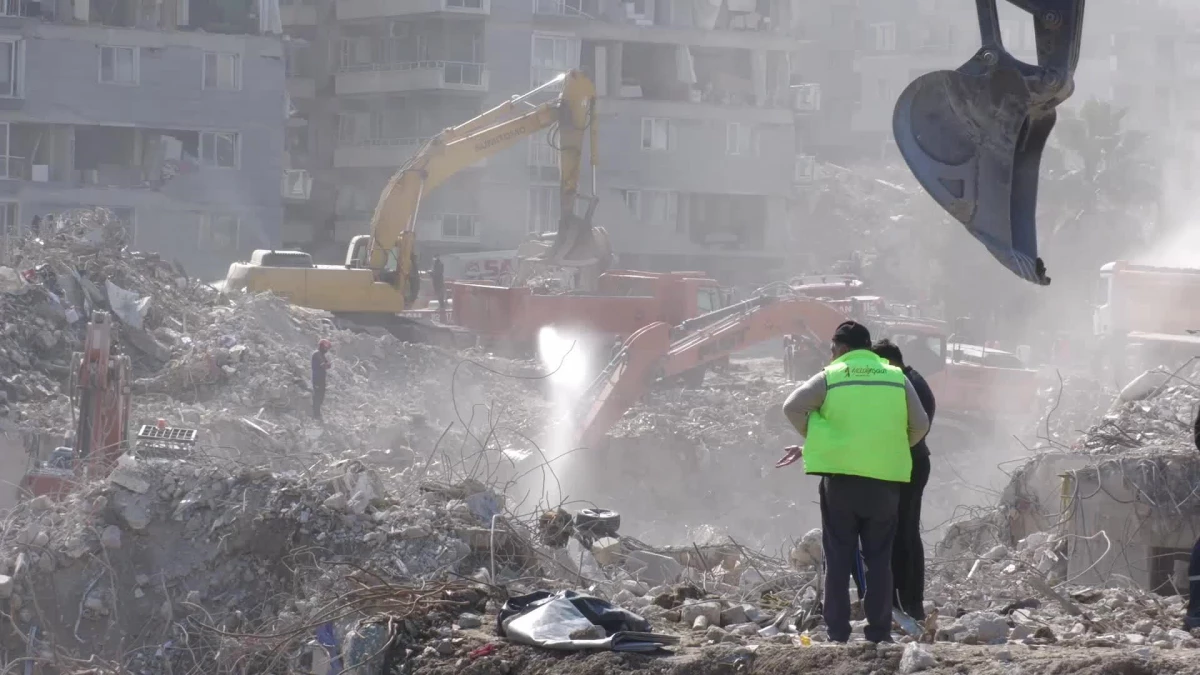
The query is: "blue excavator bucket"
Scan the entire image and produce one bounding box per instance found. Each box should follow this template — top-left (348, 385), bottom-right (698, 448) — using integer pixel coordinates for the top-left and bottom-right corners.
top-left (893, 0), bottom-right (1084, 287)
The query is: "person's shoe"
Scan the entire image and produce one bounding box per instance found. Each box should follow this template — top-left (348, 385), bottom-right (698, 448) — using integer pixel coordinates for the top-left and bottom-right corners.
top-left (1184, 615), bottom-right (1200, 631)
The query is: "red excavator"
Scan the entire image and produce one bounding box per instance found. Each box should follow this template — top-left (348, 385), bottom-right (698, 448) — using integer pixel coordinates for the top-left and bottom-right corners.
top-left (19, 311), bottom-right (196, 498)
top-left (574, 293), bottom-right (848, 449)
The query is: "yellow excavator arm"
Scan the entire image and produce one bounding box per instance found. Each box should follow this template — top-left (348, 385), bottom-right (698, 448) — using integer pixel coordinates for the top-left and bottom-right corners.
top-left (352, 69), bottom-right (599, 306)
top-left (223, 70), bottom-right (598, 315)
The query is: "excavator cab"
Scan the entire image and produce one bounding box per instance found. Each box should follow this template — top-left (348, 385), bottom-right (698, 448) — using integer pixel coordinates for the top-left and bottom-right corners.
top-left (893, 0), bottom-right (1083, 286)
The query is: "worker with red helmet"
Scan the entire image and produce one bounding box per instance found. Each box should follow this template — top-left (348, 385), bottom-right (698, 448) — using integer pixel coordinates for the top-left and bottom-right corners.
top-left (312, 338), bottom-right (332, 421)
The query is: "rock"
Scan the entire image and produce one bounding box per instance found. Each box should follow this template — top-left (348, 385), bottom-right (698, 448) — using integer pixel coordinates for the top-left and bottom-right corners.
top-left (1010, 624), bottom-right (1034, 641)
top-left (727, 622), bottom-right (759, 637)
top-left (0, 575), bottom-right (12, 599)
top-left (995, 649), bottom-right (1012, 662)
top-left (680, 600), bottom-right (721, 627)
top-left (899, 642), bottom-right (937, 673)
top-left (28, 495), bottom-right (53, 513)
top-left (99, 525), bottom-right (122, 550)
top-left (624, 550), bottom-right (684, 586)
top-left (434, 639), bottom-right (456, 656)
top-left (720, 604), bottom-right (748, 627)
top-left (31, 531), bottom-right (48, 548)
top-left (693, 615), bottom-right (710, 630)
top-left (1126, 633), bottom-right (1147, 645)
top-left (951, 611), bottom-right (1009, 644)
top-left (322, 493), bottom-right (348, 512)
top-left (619, 579), bottom-right (649, 597)
top-left (981, 544), bottom-right (1009, 561)
top-left (117, 498), bottom-right (151, 531)
top-left (705, 626), bottom-right (727, 642)
top-left (591, 537), bottom-right (623, 565)
top-left (789, 528), bottom-right (824, 568)
top-left (1135, 620), bottom-right (1154, 635)
top-left (457, 613), bottom-right (482, 629)
top-left (612, 589), bottom-right (636, 606)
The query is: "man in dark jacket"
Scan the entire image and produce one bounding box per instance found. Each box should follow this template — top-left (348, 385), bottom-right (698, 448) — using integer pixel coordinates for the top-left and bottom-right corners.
top-left (873, 339), bottom-right (935, 621)
top-left (312, 338), bottom-right (331, 421)
top-left (1188, 405), bottom-right (1200, 629)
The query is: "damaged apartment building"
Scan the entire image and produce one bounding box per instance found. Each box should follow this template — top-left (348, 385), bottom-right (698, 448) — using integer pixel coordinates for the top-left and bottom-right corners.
top-left (0, 0), bottom-right (288, 279)
top-left (286, 0), bottom-right (812, 283)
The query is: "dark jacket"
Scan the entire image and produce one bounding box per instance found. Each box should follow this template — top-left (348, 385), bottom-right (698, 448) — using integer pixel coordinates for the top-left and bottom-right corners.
top-left (904, 366), bottom-right (936, 457)
top-left (1194, 404), bottom-right (1200, 452)
top-left (312, 350), bottom-right (329, 387)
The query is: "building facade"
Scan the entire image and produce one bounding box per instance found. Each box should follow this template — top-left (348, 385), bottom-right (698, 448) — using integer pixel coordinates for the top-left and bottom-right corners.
top-left (283, 0), bottom-right (810, 284)
top-left (0, 3), bottom-right (287, 279)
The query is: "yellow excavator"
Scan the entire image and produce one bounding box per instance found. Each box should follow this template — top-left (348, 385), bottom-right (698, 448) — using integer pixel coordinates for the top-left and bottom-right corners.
top-left (223, 70), bottom-right (610, 341)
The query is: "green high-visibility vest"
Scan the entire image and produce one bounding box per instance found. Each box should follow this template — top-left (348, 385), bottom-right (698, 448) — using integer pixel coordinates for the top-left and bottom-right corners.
top-left (802, 349), bottom-right (912, 483)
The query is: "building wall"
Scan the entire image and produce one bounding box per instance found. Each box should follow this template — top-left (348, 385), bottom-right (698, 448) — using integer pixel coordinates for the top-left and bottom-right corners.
top-left (0, 21), bottom-right (287, 279)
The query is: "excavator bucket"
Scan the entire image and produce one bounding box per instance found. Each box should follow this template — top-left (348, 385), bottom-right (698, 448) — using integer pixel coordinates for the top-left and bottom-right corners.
top-left (892, 0), bottom-right (1084, 287)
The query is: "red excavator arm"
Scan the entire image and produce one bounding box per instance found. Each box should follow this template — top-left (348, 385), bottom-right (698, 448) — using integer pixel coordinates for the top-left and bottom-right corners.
top-left (21, 311), bottom-right (131, 498)
top-left (575, 295), bottom-right (846, 449)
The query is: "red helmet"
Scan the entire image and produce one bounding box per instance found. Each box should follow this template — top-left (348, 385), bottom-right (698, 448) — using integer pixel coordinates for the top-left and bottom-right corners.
top-left (318, 338), bottom-right (332, 350)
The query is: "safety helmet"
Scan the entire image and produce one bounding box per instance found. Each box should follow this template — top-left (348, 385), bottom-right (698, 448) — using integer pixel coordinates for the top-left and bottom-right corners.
top-left (318, 338), bottom-right (332, 350)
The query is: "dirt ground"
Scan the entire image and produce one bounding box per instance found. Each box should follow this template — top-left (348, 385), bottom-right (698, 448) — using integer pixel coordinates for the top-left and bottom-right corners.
top-left (412, 641), bottom-right (1200, 675)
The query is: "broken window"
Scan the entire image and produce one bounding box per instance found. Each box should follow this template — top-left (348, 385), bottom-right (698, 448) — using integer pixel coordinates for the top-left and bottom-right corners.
top-left (641, 118), bottom-right (672, 151)
top-left (531, 33), bottom-right (579, 90)
top-left (622, 189), bottom-right (677, 227)
top-left (199, 213), bottom-right (239, 252)
top-left (203, 52), bottom-right (241, 90)
top-left (440, 214), bottom-right (477, 239)
top-left (100, 46), bottom-right (139, 85)
top-left (199, 131), bottom-right (239, 168)
top-left (0, 40), bottom-right (23, 98)
top-left (528, 185), bottom-right (559, 234)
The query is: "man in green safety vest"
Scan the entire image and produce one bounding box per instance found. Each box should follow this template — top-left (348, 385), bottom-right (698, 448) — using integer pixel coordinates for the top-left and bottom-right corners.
top-left (778, 320), bottom-right (930, 643)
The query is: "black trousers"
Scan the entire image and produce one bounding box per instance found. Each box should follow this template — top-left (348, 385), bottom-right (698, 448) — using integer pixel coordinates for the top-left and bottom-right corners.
top-left (820, 474), bottom-right (900, 643)
top-left (312, 383), bottom-right (326, 419)
top-left (893, 453), bottom-right (930, 620)
top-left (1187, 536), bottom-right (1200, 629)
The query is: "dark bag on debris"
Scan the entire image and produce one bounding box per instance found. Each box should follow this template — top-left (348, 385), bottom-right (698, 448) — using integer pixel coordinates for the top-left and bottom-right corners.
top-left (497, 590), bottom-right (679, 652)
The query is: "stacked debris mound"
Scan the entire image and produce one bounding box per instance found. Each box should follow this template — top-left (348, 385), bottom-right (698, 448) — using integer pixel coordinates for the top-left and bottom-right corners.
top-left (0, 208), bottom-right (220, 418)
top-left (1077, 365), bottom-right (1199, 455)
top-left (0, 454), bottom-right (546, 673)
top-left (1028, 372), bottom-right (1116, 449)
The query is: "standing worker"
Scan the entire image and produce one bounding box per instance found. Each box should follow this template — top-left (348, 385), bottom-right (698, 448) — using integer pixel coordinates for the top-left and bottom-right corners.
top-left (869, 339), bottom-right (936, 622)
top-left (1187, 404), bottom-right (1200, 630)
top-left (431, 255), bottom-right (446, 322)
top-left (311, 338), bottom-right (331, 422)
top-left (777, 321), bottom-right (929, 643)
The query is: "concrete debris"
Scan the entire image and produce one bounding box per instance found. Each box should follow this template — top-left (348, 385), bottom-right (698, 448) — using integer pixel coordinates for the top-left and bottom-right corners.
top-left (899, 642), bottom-right (937, 673)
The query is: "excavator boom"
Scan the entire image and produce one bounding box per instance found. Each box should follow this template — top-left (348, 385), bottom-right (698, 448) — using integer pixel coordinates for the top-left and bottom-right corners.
top-left (223, 71), bottom-right (604, 319)
top-left (894, 0), bottom-right (1084, 286)
top-left (575, 295), bottom-right (847, 449)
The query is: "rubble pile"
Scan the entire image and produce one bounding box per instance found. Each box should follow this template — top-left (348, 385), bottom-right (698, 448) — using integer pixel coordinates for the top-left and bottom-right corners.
top-left (1076, 365), bottom-right (1200, 455)
top-left (0, 209), bottom-right (548, 459)
top-left (0, 453), bottom-right (552, 673)
top-left (1028, 372), bottom-right (1116, 449)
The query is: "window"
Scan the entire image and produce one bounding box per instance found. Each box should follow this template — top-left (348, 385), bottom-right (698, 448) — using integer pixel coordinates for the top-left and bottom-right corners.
top-left (440, 214), bottom-right (478, 239)
top-left (199, 132), bottom-right (239, 168)
top-left (203, 52), bottom-right (241, 90)
top-left (447, 0), bottom-right (483, 7)
top-left (199, 214), bottom-right (239, 252)
top-left (641, 118), bottom-right (672, 151)
top-left (534, 0), bottom-right (582, 16)
top-left (529, 131), bottom-right (559, 168)
top-left (0, 39), bottom-right (24, 98)
top-left (726, 122), bottom-right (755, 156)
top-left (794, 154), bottom-right (815, 183)
top-left (99, 46), bottom-right (138, 85)
top-left (792, 83), bottom-right (820, 112)
top-left (528, 185), bottom-right (559, 234)
top-left (621, 189), bottom-right (678, 227)
top-left (871, 22), bottom-right (896, 51)
top-left (0, 201), bottom-right (17, 238)
top-left (531, 33), bottom-right (579, 89)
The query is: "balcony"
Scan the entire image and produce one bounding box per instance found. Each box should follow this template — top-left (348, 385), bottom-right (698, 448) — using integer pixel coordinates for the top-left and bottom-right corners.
top-left (335, 0), bottom-right (489, 21)
top-left (280, 2), bottom-right (317, 25)
top-left (417, 214), bottom-right (481, 244)
top-left (334, 136), bottom-right (489, 168)
top-left (532, 0), bottom-right (801, 50)
top-left (283, 169), bottom-right (312, 201)
top-left (334, 137), bottom-right (427, 168)
top-left (286, 77), bottom-right (316, 100)
top-left (335, 61), bottom-right (489, 96)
